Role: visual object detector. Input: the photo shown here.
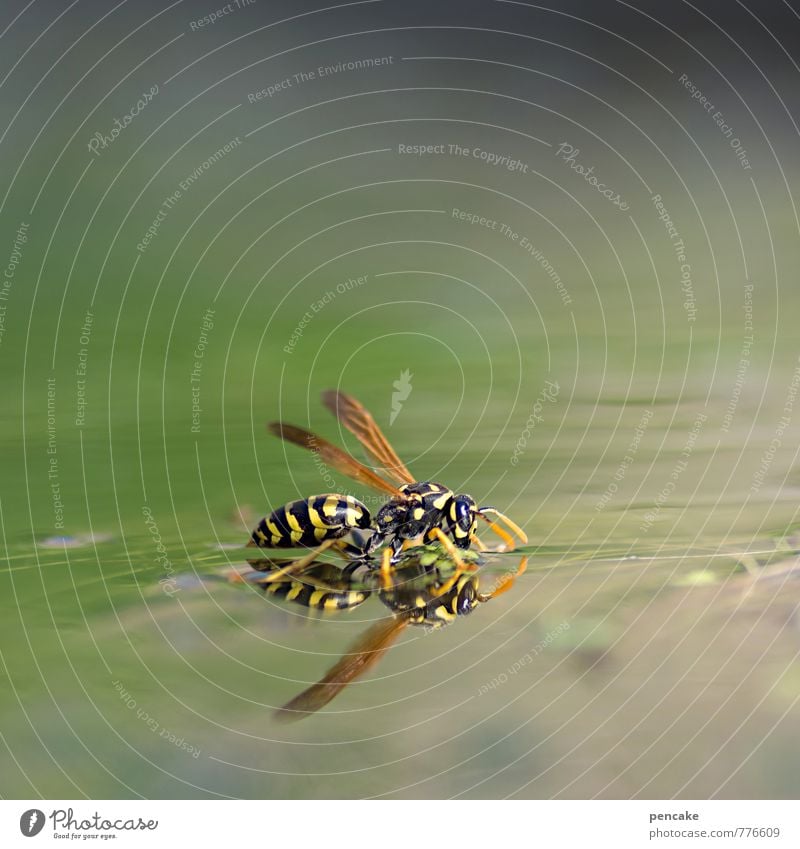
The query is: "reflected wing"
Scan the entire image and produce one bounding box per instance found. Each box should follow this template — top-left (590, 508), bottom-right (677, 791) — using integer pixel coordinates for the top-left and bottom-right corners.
top-left (274, 615), bottom-right (409, 722)
top-left (321, 390), bottom-right (415, 485)
top-left (268, 422), bottom-right (403, 498)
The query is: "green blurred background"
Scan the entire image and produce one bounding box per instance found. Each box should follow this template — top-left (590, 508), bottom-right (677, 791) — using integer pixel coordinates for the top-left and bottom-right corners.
top-left (1, 0), bottom-right (800, 798)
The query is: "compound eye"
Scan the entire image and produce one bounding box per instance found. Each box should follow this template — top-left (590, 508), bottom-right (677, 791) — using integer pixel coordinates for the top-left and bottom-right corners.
top-left (457, 585), bottom-right (477, 614)
top-left (455, 499), bottom-right (473, 529)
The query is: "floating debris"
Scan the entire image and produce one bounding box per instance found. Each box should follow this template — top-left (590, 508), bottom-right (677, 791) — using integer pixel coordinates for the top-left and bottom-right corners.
top-left (38, 532), bottom-right (113, 549)
top-left (229, 503), bottom-right (255, 526)
top-left (673, 569), bottom-right (722, 587)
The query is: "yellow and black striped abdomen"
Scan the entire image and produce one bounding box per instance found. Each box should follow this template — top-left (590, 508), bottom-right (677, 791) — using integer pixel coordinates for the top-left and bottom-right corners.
top-left (250, 494), bottom-right (372, 549)
top-left (264, 576), bottom-right (370, 611)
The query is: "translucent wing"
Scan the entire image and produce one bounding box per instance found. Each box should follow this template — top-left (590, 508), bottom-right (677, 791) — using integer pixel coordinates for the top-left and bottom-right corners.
top-left (321, 390), bottom-right (415, 485)
top-left (268, 422), bottom-right (404, 498)
top-left (273, 615), bottom-right (409, 722)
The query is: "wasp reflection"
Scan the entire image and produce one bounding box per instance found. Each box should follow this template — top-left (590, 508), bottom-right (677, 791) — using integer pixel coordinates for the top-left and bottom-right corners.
top-left (239, 544), bottom-right (527, 722)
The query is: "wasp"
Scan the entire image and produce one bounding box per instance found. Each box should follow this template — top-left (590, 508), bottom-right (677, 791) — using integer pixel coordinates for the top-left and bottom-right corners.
top-left (247, 390), bottom-right (527, 570)
top-left (238, 544), bottom-right (528, 721)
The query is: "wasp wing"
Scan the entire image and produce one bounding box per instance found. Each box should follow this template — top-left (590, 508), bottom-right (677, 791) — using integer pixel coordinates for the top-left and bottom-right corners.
top-left (268, 422), bottom-right (404, 498)
top-left (321, 390), bottom-right (415, 485)
top-left (273, 614), bottom-right (409, 721)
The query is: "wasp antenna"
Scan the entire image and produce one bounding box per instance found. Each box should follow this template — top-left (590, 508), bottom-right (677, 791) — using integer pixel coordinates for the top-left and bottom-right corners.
top-left (478, 556), bottom-right (528, 602)
top-left (477, 515), bottom-right (514, 550)
top-left (478, 508), bottom-right (528, 545)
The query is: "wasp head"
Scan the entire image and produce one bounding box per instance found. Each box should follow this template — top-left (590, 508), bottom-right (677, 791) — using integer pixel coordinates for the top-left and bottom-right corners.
top-left (447, 493), bottom-right (479, 549)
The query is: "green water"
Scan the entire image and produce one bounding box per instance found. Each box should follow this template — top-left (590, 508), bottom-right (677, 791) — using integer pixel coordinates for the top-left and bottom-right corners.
top-left (2, 0), bottom-right (800, 798)
top-left (3, 295), bottom-right (800, 797)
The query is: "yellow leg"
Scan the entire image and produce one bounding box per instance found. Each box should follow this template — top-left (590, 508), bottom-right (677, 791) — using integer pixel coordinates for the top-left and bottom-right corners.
top-left (331, 538), bottom-right (367, 561)
top-left (430, 527), bottom-right (473, 571)
top-left (485, 520), bottom-right (515, 551)
top-left (431, 569), bottom-right (465, 598)
top-left (258, 539), bottom-right (336, 583)
top-left (471, 534), bottom-right (488, 552)
top-left (250, 571), bottom-right (348, 594)
top-left (379, 547), bottom-right (394, 589)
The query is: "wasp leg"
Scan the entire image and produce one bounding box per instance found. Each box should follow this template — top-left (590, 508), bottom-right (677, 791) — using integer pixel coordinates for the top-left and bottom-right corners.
top-left (244, 568), bottom-right (345, 595)
top-left (257, 539), bottom-right (338, 583)
top-left (477, 517), bottom-right (514, 551)
top-left (429, 527), bottom-right (475, 572)
top-left (478, 556), bottom-right (528, 602)
top-left (331, 538), bottom-right (371, 560)
top-left (470, 534), bottom-right (488, 552)
top-left (386, 537), bottom-right (406, 565)
top-left (379, 546), bottom-right (394, 581)
top-left (336, 533), bottom-right (379, 579)
top-left (429, 568), bottom-right (466, 598)
top-left (232, 557), bottom-right (321, 588)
